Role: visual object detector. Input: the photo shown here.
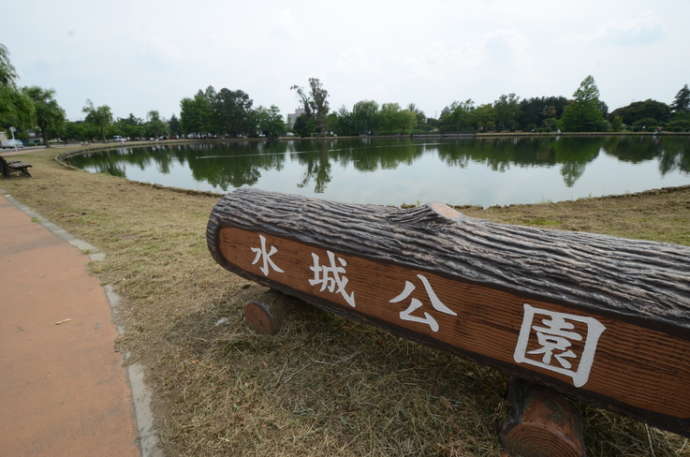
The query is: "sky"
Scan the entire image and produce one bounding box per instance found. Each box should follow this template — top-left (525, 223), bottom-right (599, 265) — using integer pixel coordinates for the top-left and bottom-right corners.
top-left (4, 0), bottom-right (689, 121)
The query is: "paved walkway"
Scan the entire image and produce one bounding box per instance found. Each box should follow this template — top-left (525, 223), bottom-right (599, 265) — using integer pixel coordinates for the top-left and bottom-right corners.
top-left (0, 194), bottom-right (140, 457)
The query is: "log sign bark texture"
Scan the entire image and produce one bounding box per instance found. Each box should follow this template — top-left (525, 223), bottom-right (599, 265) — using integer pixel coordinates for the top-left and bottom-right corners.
top-left (207, 189), bottom-right (690, 437)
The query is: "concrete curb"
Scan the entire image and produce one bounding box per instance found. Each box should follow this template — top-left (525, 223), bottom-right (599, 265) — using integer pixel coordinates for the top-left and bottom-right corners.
top-left (105, 285), bottom-right (163, 457)
top-left (0, 189), bottom-right (163, 457)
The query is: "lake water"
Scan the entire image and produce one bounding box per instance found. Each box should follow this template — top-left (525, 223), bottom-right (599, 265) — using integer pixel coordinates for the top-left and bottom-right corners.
top-left (67, 136), bottom-right (690, 207)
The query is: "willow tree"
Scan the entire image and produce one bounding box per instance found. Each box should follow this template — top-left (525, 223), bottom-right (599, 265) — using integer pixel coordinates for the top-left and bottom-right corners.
top-left (0, 43), bottom-right (17, 88)
top-left (0, 44), bottom-right (36, 131)
top-left (82, 99), bottom-right (113, 141)
top-left (0, 87), bottom-right (34, 131)
top-left (23, 86), bottom-right (65, 146)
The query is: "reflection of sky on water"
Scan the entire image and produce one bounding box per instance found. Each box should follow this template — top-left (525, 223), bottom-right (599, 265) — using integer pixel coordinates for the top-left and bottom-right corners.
top-left (75, 137), bottom-right (690, 207)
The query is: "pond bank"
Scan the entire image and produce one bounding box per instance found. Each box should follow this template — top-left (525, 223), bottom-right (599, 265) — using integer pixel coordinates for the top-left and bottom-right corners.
top-left (2, 144), bottom-right (689, 457)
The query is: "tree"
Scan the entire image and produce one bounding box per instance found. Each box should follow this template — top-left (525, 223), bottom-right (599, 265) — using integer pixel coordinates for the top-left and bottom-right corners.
top-left (609, 99), bottom-right (671, 126)
top-left (145, 110), bottom-right (167, 138)
top-left (610, 115), bottom-right (624, 132)
top-left (291, 84), bottom-right (312, 117)
top-left (114, 113), bottom-right (144, 139)
top-left (293, 113), bottom-right (316, 137)
top-left (666, 119), bottom-right (690, 132)
top-left (213, 88), bottom-right (254, 136)
top-left (0, 86), bottom-right (35, 131)
top-left (327, 106), bottom-right (356, 136)
top-left (326, 112), bottom-right (342, 134)
top-left (599, 101), bottom-right (609, 118)
top-left (472, 104), bottom-right (496, 131)
top-left (631, 117), bottom-right (658, 131)
top-left (64, 120), bottom-right (90, 141)
top-left (407, 103), bottom-right (426, 128)
top-left (180, 87), bottom-right (214, 135)
top-left (179, 86), bottom-right (258, 136)
top-left (517, 96), bottom-right (569, 131)
top-left (254, 105), bottom-right (286, 139)
top-left (0, 43), bottom-right (17, 88)
top-left (307, 78), bottom-right (329, 129)
top-left (398, 108), bottom-right (418, 134)
top-left (82, 99), bottom-right (113, 141)
top-left (439, 99), bottom-right (475, 132)
top-left (22, 86), bottom-right (66, 146)
top-left (377, 103), bottom-right (417, 134)
top-left (425, 117), bottom-right (440, 131)
top-left (0, 43), bottom-right (36, 133)
top-left (671, 84), bottom-right (690, 114)
top-left (291, 78), bottom-right (330, 134)
top-left (168, 114), bottom-right (182, 137)
top-left (201, 86), bottom-right (220, 133)
top-left (561, 76), bottom-right (608, 132)
top-left (352, 100), bottom-right (379, 134)
top-left (180, 96), bottom-right (206, 135)
top-left (493, 93), bottom-right (520, 130)
top-left (573, 75), bottom-right (600, 103)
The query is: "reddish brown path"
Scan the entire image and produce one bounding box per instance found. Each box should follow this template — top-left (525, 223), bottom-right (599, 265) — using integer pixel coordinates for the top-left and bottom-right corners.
top-left (0, 194), bottom-right (140, 457)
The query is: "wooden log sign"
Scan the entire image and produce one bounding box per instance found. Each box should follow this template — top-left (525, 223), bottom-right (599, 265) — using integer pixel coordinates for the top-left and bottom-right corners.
top-left (207, 189), bottom-right (690, 437)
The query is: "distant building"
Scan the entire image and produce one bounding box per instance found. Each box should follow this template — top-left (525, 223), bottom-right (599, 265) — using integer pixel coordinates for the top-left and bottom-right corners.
top-left (287, 108), bottom-right (305, 131)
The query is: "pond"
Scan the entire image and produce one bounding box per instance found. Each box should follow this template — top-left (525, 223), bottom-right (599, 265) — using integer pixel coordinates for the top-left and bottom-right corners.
top-left (67, 136), bottom-right (690, 207)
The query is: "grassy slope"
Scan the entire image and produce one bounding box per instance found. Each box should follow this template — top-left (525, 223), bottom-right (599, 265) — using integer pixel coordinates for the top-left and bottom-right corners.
top-left (2, 145), bottom-right (689, 457)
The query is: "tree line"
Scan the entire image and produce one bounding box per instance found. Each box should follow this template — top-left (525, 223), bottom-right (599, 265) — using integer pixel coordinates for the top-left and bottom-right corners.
top-left (178, 76), bottom-right (690, 137)
top-left (433, 77), bottom-right (690, 134)
top-left (1, 41), bottom-right (690, 147)
top-left (178, 86), bottom-right (285, 139)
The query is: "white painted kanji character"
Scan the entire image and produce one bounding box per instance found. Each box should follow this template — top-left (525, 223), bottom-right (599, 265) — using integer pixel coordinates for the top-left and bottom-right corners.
top-left (389, 274), bottom-right (457, 332)
top-left (308, 250), bottom-right (356, 307)
top-left (250, 234), bottom-right (284, 277)
top-left (514, 304), bottom-right (606, 388)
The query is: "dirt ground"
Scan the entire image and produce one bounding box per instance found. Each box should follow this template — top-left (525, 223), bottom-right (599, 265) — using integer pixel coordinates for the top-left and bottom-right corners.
top-left (1, 144), bottom-right (689, 457)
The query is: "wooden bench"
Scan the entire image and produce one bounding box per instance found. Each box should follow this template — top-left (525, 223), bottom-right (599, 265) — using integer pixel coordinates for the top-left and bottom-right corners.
top-left (206, 188), bottom-right (690, 456)
top-left (0, 155), bottom-right (32, 177)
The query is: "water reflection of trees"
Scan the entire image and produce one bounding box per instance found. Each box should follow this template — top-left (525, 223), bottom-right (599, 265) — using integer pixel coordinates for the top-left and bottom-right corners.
top-left (186, 144), bottom-right (287, 190)
top-left (603, 136), bottom-right (690, 175)
top-left (553, 138), bottom-right (601, 187)
top-left (292, 138), bottom-right (426, 192)
top-left (435, 137), bottom-right (601, 187)
top-left (294, 142), bottom-right (332, 193)
top-left (70, 136), bottom-right (689, 193)
top-left (71, 142), bottom-right (290, 191)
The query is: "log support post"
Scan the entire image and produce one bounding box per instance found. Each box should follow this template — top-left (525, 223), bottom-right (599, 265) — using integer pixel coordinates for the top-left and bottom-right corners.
top-left (244, 299), bottom-right (286, 335)
top-left (500, 377), bottom-right (585, 457)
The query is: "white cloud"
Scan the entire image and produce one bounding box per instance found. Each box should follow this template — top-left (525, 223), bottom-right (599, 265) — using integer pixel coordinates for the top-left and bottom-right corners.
top-left (599, 12), bottom-right (664, 46)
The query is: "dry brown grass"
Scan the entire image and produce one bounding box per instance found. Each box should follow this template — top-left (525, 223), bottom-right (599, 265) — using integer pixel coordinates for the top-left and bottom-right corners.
top-left (2, 145), bottom-right (689, 457)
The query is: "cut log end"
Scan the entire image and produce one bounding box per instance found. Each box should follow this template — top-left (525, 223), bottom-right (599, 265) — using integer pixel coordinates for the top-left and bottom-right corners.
top-left (500, 378), bottom-right (585, 457)
top-left (244, 300), bottom-right (286, 335)
top-left (428, 202), bottom-right (462, 221)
